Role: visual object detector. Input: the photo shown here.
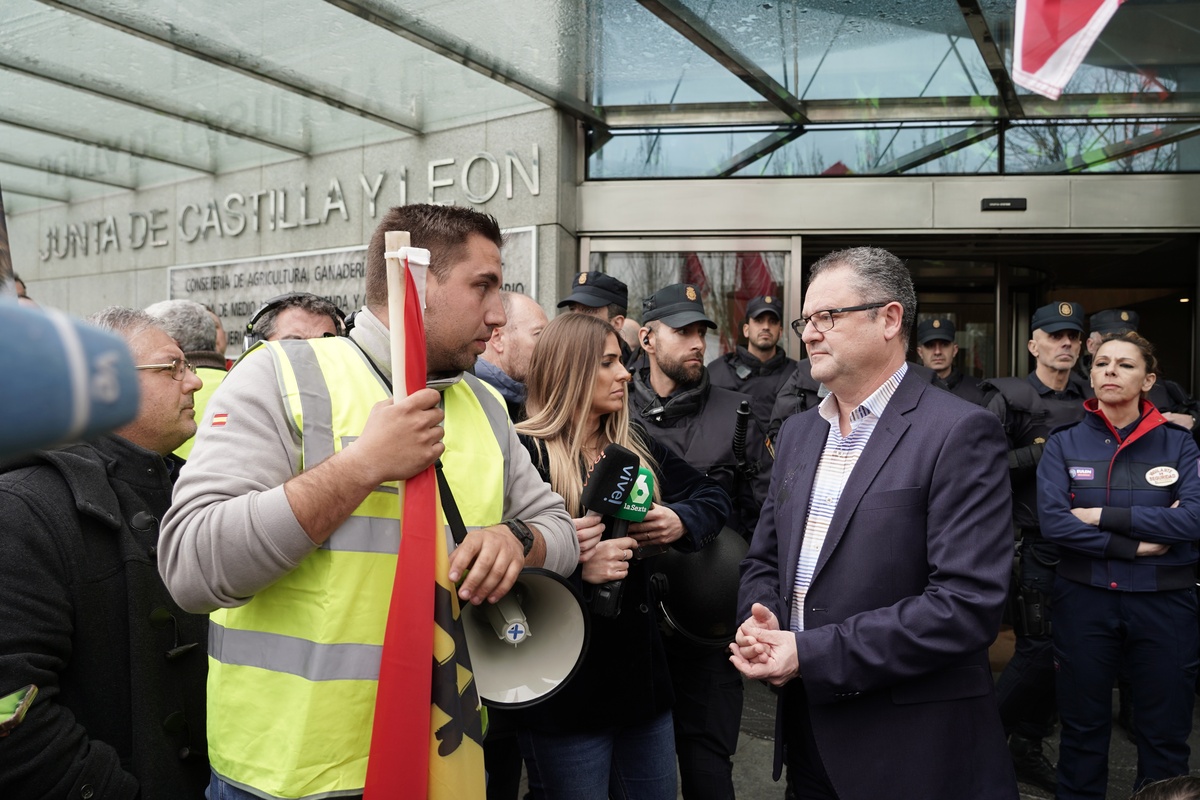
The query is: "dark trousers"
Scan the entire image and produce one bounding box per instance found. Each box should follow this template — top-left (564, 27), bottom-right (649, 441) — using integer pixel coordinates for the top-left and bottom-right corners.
top-left (484, 723), bottom-right (523, 800)
top-left (782, 681), bottom-right (840, 800)
top-left (665, 640), bottom-right (743, 800)
top-left (995, 547), bottom-right (1057, 740)
top-left (1053, 578), bottom-right (1199, 799)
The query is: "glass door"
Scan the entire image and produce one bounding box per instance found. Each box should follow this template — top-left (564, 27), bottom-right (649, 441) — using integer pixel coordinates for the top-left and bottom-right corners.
top-left (580, 237), bottom-right (801, 358)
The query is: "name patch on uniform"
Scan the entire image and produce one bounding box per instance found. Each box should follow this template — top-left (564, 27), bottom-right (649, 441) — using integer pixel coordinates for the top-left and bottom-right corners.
top-left (1146, 466), bottom-right (1179, 486)
top-left (1068, 467), bottom-right (1094, 480)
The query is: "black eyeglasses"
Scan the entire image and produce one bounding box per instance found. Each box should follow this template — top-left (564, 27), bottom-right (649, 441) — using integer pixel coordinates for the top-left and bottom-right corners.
top-left (792, 302), bottom-right (888, 336)
top-left (135, 358), bottom-right (196, 381)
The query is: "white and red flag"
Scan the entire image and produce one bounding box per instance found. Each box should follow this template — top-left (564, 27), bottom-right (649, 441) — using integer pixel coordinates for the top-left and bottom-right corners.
top-left (1013, 0), bottom-right (1127, 100)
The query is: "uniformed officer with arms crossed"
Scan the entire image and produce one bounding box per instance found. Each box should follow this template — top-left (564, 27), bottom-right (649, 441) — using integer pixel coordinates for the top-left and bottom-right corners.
top-left (629, 283), bottom-right (770, 800)
top-left (708, 294), bottom-right (798, 432)
top-left (1084, 309), bottom-right (1199, 436)
top-left (914, 317), bottom-right (990, 405)
top-left (984, 301), bottom-right (1092, 794)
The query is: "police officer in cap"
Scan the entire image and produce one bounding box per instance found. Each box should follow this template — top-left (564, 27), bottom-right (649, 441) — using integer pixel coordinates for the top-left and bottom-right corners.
top-left (984, 300), bottom-right (1091, 793)
top-left (708, 294), bottom-right (798, 432)
top-left (557, 270), bottom-right (638, 366)
top-left (629, 283), bottom-right (769, 800)
top-left (915, 318), bottom-right (989, 405)
top-left (1086, 309), bottom-right (1199, 435)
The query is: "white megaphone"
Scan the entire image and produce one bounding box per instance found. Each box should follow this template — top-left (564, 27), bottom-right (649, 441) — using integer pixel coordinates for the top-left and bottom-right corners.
top-left (461, 567), bottom-right (589, 709)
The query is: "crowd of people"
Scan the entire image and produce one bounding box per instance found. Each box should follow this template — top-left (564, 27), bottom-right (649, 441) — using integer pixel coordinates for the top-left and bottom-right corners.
top-left (1, 205), bottom-right (1197, 800)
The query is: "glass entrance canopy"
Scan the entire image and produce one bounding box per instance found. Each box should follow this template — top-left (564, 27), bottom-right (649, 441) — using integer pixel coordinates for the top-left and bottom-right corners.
top-left (2, 0), bottom-right (1198, 212)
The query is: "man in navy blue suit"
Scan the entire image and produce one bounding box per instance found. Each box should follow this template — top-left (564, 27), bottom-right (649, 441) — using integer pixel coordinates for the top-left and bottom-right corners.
top-left (730, 247), bottom-right (1017, 800)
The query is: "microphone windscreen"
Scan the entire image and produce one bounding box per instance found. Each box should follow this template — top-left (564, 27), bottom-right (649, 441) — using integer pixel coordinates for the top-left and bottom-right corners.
top-left (580, 442), bottom-right (640, 516)
top-left (0, 304), bottom-right (140, 459)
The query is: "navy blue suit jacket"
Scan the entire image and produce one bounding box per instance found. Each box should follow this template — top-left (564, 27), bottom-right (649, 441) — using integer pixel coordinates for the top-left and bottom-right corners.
top-left (738, 369), bottom-right (1017, 800)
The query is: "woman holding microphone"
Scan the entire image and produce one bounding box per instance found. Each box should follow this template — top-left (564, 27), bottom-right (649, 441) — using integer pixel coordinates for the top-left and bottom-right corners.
top-left (512, 312), bottom-right (729, 800)
top-left (1038, 332), bottom-right (1200, 798)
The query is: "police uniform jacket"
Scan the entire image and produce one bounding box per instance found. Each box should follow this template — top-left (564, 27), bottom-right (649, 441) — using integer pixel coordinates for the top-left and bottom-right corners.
top-left (707, 346), bottom-right (797, 430)
top-left (943, 369), bottom-right (990, 406)
top-left (1038, 399), bottom-right (1200, 592)
top-left (513, 425), bottom-right (730, 734)
top-left (629, 368), bottom-right (769, 538)
top-left (983, 371), bottom-right (1092, 531)
top-left (0, 435), bottom-right (209, 800)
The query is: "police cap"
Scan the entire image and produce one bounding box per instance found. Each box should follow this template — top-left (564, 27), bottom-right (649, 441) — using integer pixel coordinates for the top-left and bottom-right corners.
top-left (745, 295), bottom-right (782, 322)
top-left (916, 318), bottom-right (956, 345)
top-left (642, 283), bottom-right (716, 329)
top-left (1089, 308), bottom-right (1140, 336)
top-left (557, 271), bottom-right (628, 310)
top-left (1031, 301), bottom-right (1084, 334)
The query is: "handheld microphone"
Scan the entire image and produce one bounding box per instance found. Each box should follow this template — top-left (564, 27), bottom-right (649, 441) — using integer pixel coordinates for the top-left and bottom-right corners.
top-left (0, 303), bottom-right (140, 461)
top-left (580, 443), bottom-right (641, 618)
top-left (617, 468), bottom-right (666, 558)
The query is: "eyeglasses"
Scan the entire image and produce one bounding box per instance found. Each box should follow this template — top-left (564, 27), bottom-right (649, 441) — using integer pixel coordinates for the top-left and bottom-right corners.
top-left (135, 358), bottom-right (196, 381)
top-left (792, 302), bottom-right (888, 336)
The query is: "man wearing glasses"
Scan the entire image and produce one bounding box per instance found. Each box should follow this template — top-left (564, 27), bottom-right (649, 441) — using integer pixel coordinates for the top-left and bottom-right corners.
top-left (731, 248), bottom-right (1017, 800)
top-left (0, 307), bottom-right (209, 799)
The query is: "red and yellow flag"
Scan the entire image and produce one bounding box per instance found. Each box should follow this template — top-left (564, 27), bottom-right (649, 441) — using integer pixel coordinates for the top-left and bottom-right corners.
top-left (364, 253), bottom-right (485, 798)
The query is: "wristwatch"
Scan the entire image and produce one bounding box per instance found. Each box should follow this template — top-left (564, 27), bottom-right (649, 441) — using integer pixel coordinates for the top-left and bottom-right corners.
top-left (502, 519), bottom-right (534, 557)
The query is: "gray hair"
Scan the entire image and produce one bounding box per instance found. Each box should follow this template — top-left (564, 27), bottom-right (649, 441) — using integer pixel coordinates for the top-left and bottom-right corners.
top-left (256, 293), bottom-right (344, 341)
top-left (86, 307), bottom-right (163, 343)
top-left (144, 299), bottom-right (217, 352)
top-left (809, 247), bottom-right (917, 344)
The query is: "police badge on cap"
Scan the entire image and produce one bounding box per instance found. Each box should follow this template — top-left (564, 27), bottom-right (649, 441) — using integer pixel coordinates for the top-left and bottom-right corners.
top-left (642, 284), bottom-right (716, 329)
top-left (745, 295), bottom-right (782, 321)
top-left (1031, 301), bottom-right (1084, 334)
top-left (557, 271), bottom-right (629, 309)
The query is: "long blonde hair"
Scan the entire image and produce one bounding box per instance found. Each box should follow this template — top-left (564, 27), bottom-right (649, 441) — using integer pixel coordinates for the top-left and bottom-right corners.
top-left (517, 313), bottom-right (659, 515)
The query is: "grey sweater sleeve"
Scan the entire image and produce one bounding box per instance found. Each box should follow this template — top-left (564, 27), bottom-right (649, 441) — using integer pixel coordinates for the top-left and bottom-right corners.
top-left (499, 421), bottom-right (579, 576)
top-left (159, 349), bottom-right (317, 614)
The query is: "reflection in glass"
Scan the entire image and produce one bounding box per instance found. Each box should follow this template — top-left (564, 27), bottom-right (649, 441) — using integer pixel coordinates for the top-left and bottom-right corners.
top-left (590, 123), bottom-right (1002, 178)
top-left (1005, 120), bottom-right (1200, 173)
top-left (588, 251), bottom-right (787, 357)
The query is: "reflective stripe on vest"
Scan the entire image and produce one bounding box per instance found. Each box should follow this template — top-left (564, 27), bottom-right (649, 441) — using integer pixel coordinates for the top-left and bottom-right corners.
top-left (207, 337), bottom-right (506, 799)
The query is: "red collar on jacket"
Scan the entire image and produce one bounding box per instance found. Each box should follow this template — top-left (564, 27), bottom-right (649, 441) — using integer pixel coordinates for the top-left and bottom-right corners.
top-left (1083, 397), bottom-right (1165, 452)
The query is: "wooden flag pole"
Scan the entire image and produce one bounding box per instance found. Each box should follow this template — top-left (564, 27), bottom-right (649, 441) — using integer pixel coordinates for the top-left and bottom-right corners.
top-left (384, 230), bottom-right (410, 396)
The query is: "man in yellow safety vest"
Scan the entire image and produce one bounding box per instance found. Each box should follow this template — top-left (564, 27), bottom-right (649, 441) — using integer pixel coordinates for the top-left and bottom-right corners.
top-left (159, 204), bottom-right (578, 800)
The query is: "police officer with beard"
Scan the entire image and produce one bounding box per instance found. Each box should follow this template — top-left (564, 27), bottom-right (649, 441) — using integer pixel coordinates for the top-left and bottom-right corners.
top-left (983, 301), bottom-right (1092, 794)
top-left (708, 294), bottom-right (798, 431)
top-left (628, 283), bottom-right (770, 800)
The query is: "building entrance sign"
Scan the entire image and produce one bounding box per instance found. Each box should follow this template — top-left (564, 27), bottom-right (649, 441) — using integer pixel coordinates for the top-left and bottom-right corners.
top-left (171, 226), bottom-right (537, 354)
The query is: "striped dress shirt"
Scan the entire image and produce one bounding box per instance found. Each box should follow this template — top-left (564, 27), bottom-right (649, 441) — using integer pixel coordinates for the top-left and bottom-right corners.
top-left (790, 363), bottom-right (907, 632)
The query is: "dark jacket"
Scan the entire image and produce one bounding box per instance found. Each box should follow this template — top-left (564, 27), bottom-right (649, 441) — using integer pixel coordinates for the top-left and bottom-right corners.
top-left (739, 369), bottom-right (1016, 800)
top-left (943, 369), bottom-right (991, 406)
top-left (514, 427), bottom-right (730, 733)
top-left (0, 435), bottom-right (209, 800)
top-left (707, 346), bottom-right (797, 431)
top-left (630, 369), bottom-right (769, 538)
top-left (983, 371), bottom-right (1092, 531)
top-left (1038, 399), bottom-right (1200, 591)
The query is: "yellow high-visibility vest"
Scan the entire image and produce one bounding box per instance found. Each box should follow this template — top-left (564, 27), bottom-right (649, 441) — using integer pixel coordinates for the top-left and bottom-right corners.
top-left (207, 337), bottom-right (506, 799)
